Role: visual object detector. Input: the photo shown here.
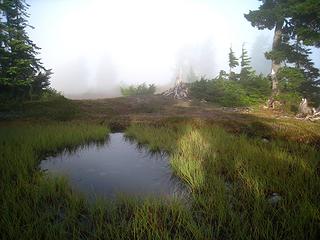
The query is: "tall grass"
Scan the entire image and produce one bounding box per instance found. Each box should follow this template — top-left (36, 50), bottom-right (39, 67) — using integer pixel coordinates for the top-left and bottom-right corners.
top-left (1, 121), bottom-right (320, 239)
top-left (0, 123), bottom-right (194, 239)
top-left (0, 123), bottom-right (108, 239)
top-left (126, 123), bottom-right (320, 239)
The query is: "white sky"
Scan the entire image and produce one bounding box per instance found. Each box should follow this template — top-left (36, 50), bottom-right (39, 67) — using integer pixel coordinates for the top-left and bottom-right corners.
top-left (27, 0), bottom-right (319, 96)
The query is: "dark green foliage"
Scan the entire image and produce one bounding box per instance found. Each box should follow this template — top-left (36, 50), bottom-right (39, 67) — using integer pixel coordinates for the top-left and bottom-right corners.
top-left (289, 0), bottom-right (320, 47)
top-left (228, 47), bottom-right (239, 80)
top-left (30, 69), bottom-right (52, 98)
top-left (189, 75), bottom-right (271, 107)
top-left (208, 80), bottom-right (250, 106)
top-left (239, 73), bottom-right (272, 99)
top-left (40, 87), bottom-right (64, 101)
top-left (276, 92), bottom-right (302, 112)
top-left (277, 67), bottom-right (306, 93)
top-left (276, 67), bottom-right (306, 111)
top-left (273, 65), bottom-right (319, 111)
top-left (120, 83), bottom-right (156, 97)
top-left (287, 42), bottom-right (320, 104)
top-left (0, 96), bottom-right (79, 121)
top-left (265, 39), bottom-right (320, 107)
top-left (245, 0), bottom-right (320, 99)
top-left (239, 43), bottom-right (252, 81)
top-left (0, 0), bottom-right (51, 101)
top-left (245, 0), bottom-right (320, 46)
top-left (228, 47), bottom-right (239, 69)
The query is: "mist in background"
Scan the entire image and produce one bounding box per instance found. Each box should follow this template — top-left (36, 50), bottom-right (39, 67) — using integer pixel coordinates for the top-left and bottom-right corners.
top-left (27, 0), bottom-right (319, 99)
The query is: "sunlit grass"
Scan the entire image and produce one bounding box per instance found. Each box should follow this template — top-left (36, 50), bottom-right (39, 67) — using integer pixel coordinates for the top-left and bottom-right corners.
top-left (126, 123), bottom-right (320, 239)
top-left (1, 120), bottom-right (320, 239)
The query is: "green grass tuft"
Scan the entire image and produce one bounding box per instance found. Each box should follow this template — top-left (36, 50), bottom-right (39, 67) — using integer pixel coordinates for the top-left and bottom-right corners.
top-left (1, 119), bottom-right (320, 239)
top-left (125, 123), bottom-right (320, 239)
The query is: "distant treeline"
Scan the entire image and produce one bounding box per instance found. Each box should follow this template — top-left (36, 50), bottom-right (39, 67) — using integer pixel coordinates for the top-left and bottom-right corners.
top-left (120, 83), bottom-right (156, 97)
top-left (1, 0), bottom-right (320, 111)
top-left (189, 42), bottom-right (320, 111)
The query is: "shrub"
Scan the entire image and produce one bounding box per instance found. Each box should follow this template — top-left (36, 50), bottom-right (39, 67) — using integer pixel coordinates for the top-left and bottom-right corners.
top-left (189, 76), bottom-right (267, 107)
top-left (238, 73), bottom-right (271, 100)
top-left (40, 87), bottom-right (64, 101)
top-left (275, 67), bottom-right (306, 112)
top-left (276, 92), bottom-right (301, 112)
top-left (209, 79), bottom-right (251, 106)
top-left (277, 67), bottom-right (305, 94)
top-left (120, 83), bottom-right (156, 97)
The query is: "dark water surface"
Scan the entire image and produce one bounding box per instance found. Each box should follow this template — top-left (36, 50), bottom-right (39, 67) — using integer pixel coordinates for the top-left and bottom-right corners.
top-left (40, 133), bottom-right (184, 199)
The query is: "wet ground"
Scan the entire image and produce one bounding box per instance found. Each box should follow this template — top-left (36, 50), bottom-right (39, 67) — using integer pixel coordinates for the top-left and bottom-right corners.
top-left (40, 133), bottom-right (184, 199)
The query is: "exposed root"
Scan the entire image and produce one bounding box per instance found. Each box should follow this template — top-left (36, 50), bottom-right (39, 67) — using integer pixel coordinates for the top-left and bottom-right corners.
top-left (162, 82), bottom-right (189, 100)
top-left (296, 98), bottom-right (320, 121)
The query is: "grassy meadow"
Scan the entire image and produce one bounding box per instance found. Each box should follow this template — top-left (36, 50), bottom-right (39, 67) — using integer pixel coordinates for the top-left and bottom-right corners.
top-left (0, 123), bottom-right (108, 239)
top-left (126, 123), bottom-right (320, 239)
top-left (1, 96), bottom-right (320, 239)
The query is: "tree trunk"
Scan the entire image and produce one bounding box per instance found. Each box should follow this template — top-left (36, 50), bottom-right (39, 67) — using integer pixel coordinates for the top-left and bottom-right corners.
top-left (267, 22), bottom-right (283, 108)
top-left (270, 22), bottom-right (283, 96)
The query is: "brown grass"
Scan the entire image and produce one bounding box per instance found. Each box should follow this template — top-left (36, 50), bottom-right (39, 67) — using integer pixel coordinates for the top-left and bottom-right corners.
top-left (1, 94), bottom-right (320, 145)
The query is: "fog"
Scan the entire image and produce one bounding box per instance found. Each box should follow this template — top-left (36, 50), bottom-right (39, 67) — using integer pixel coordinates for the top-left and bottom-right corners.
top-left (28, 0), bottom-right (319, 98)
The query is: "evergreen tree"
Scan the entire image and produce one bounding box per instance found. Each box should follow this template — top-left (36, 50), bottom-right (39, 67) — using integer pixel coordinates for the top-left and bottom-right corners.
top-left (0, 1), bottom-right (10, 91)
top-left (245, 0), bottom-right (320, 97)
top-left (283, 40), bottom-right (320, 103)
top-left (0, 0), bottom-right (51, 100)
top-left (240, 43), bottom-right (252, 81)
top-left (228, 46), bottom-right (239, 80)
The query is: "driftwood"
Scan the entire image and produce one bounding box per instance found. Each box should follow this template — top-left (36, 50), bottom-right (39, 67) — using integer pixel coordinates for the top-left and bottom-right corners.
top-left (162, 67), bottom-right (190, 100)
top-left (298, 98), bottom-right (313, 115)
top-left (162, 82), bottom-right (189, 100)
top-left (296, 98), bottom-right (320, 121)
top-left (267, 98), bottom-right (281, 109)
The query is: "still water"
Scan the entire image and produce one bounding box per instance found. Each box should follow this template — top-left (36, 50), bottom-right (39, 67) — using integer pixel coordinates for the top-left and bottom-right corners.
top-left (40, 133), bottom-right (184, 199)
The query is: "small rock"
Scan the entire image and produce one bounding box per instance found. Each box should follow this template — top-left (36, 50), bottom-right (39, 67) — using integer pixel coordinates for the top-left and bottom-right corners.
top-left (262, 138), bottom-right (269, 143)
top-left (268, 192), bottom-right (282, 204)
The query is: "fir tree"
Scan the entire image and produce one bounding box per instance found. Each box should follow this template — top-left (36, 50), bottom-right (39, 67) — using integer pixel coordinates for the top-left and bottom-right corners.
top-left (287, 41), bottom-right (320, 103)
top-left (239, 43), bottom-right (252, 81)
top-left (245, 0), bottom-right (320, 97)
top-left (0, 0), bottom-right (51, 100)
top-left (228, 46), bottom-right (239, 80)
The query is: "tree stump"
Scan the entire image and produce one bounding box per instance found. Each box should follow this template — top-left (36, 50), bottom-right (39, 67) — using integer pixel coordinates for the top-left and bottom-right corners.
top-left (296, 98), bottom-right (320, 121)
top-left (162, 82), bottom-right (189, 100)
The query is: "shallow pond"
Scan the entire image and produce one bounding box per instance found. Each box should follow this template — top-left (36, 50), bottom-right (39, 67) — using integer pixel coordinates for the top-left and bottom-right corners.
top-left (40, 133), bottom-right (185, 199)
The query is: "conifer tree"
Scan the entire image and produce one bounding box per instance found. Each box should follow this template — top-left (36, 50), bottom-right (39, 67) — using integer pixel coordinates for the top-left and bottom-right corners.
top-left (245, 0), bottom-right (320, 97)
top-left (228, 46), bottom-right (239, 80)
top-left (286, 41), bottom-right (320, 103)
top-left (239, 43), bottom-right (252, 81)
top-left (0, 0), bottom-right (51, 100)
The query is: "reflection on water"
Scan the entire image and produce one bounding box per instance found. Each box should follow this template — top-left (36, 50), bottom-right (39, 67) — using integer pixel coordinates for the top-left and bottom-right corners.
top-left (40, 133), bottom-right (185, 199)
